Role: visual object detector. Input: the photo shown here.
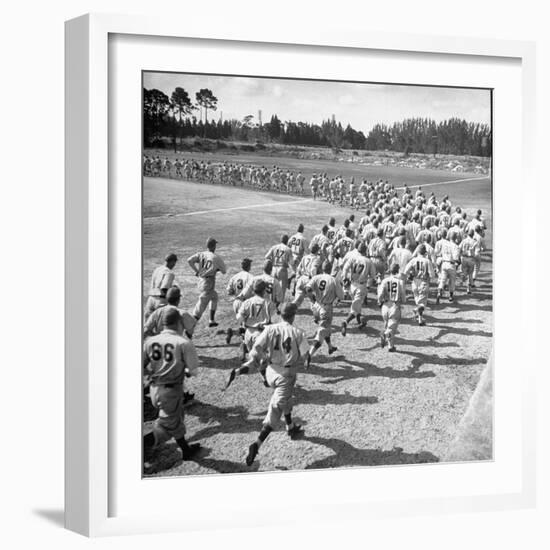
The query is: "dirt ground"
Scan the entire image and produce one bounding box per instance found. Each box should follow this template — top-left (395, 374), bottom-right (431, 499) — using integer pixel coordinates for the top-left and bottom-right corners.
top-left (142, 165), bottom-right (493, 477)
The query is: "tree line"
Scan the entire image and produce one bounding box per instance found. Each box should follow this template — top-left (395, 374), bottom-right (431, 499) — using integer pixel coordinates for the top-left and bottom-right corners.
top-left (144, 86), bottom-right (491, 156)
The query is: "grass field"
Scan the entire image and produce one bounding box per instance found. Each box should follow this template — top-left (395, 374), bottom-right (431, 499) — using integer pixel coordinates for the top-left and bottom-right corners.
top-left (145, 147), bottom-right (490, 188)
top-left (143, 159), bottom-right (493, 477)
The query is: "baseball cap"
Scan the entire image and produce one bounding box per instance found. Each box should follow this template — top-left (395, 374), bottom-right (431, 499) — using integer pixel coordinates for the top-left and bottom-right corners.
top-left (165, 253), bottom-right (178, 263)
top-left (280, 302), bottom-right (297, 320)
top-left (163, 308), bottom-right (181, 327)
top-left (241, 257), bottom-right (252, 269)
top-left (253, 279), bottom-right (267, 294)
top-left (206, 237), bottom-right (218, 248)
top-left (322, 260), bottom-right (332, 273)
top-left (166, 287), bottom-right (181, 301)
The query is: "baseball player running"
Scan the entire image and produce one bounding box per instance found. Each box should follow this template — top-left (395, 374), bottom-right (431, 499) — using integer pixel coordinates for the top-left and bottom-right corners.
top-left (292, 244), bottom-right (322, 308)
top-left (144, 287), bottom-right (196, 339)
top-left (143, 309), bottom-right (201, 464)
top-left (144, 253), bottom-right (178, 321)
top-left (187, 237), bottom-right (227, 327)
top-left (265, 234), bottom-right (293, 300)
top-left (241, 302), bottom-right (310, 466)
top-left (225, 257), bottom-right (254, 344)
top-left (404, 245), bottom-right (435, 326)
top-left (239, 259), bottom-right (283, 317)
top-left (434, 229), bottom-right (461, 304)
top-left (341, 242), bottom-right (376, 334)
top-left (305, 260), bottom-right (344, 365)
top-left (288, 224), bottom-right (308, 294)
top-left (224, 279), bottom-right (272, 388)
top-left (458, 230), bottom-right (479, 294)
top-left (378, 264), bottom-right (406, 352)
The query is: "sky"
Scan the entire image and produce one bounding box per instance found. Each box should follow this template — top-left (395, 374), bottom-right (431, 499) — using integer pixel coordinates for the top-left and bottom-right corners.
top-left (144, 72), bottom-right (491, 134)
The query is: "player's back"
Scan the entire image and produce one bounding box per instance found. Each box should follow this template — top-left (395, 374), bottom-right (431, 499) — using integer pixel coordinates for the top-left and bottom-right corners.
top-left (257, 273), bottom-right (282, 303)
top-left (460, 236), bottom-right (478, 257)
top-left (289, 232), bottom-right (307, 258)
top-left (335, 237), bottom-right (354, 258)
top-left (378, 275), bottom-right (405, 304)
top-left (406, 256), bottom-right (434, 280)
top-left (145, 305), bottom-right (197, 338)
top-left (144, 329), bottom-right (197, 384)
top-left (266, 243), bottom-right (291, 268)
top-left (345, 254), bottom-right (373, 284)
top-left (228, 270), bottom-right (254, 295)
top-left (149, 265), bottom-right (174, 295)
top-left (382, 221), bottom-right (396, 240)
top-left (298, 253), bottom-right (321, 278)
top-left (238, 295), bottom-right (271, 328)
top-left (309, 273), bottom-right (342, 304)
top-left (193, 250), bottom-right (224, 278)
top-left (436, 239), bottom-right (458, 263)
top-left (389, 247), bottom-right (412, 273)
top-left (259, 321), bottom-right (308, 375)
top-left (369, 237), bottom-right (386, 259)
top-left (326, 226), bottom-right (337, 243)
top-left (310, 233), bottom-right (329, 254)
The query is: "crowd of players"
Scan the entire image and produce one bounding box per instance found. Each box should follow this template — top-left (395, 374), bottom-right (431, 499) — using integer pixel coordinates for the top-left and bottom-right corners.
top-left (142, 178), bottom-right (488, 470)
top-left (144, 154), bottom-right (423, 208)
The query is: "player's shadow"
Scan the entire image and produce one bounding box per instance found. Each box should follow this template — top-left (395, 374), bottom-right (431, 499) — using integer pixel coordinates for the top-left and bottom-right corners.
top-left (302, 436), bottom-right (439, 469)
top-left (428, 316), bottom-right (483, 325)
top-left (144, 442), bottom-right (213, 475)
top-left (344, 358), bottom-right (436, 379)
top-left (429, 325), bottom-right (493, 339)
top-left (197, 354), bottom-right (239, 371)
top-left (435, 302), bottom-right (493, 313)
top-left (294, 385), bottom-right (378, 406)
top-left (395, 338), bottom-right (461, 349)
top-left (396, 349), bottom-right (488, 370)
top-left (186, 400), bottom-right (262, 441)
top-left (195, 456), bottom-right (260, 474)
top-left (311, 359), bottom-right (435, 381)
top-left (308, 353), bottom-right (347, 364)
top-left (194, 343), bottom-right (236, 349)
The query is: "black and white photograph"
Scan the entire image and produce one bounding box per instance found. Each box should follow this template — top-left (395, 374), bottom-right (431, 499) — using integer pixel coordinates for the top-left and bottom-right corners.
top-left (141, 72), bottom-right (493, 477)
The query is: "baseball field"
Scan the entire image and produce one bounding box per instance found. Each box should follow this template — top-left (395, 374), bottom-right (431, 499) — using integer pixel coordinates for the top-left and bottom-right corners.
top-left (143, 155), bottom-right (493, 477)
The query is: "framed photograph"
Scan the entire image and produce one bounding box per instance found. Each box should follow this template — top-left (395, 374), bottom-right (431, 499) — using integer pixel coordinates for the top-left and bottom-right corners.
top-left (65, 13), bottom-right (536, 536)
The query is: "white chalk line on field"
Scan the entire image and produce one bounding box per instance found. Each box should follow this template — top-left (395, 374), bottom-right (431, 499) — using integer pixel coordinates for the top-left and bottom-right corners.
top-left (146, 175), bottom-right (489, 219)
top-left (161, 198), bottom-right (314, 218)
top-left (395, 175), bottom-right (490, 190)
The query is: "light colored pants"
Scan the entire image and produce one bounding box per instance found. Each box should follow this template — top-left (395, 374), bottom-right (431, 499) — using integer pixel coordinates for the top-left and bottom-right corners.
top-left (273, 266), bottom-right (289, 299)
top-left (149, 384), bottom-right (186, 447)
top-left (244, 327), bottom-right (262, 350)
top-left (411, 279), bottom-right (429, 307)
top-left (192, 289), bottom-right (218, 319)
top-left (232, 298), bottom-right (244, 316)
top-left (438, 263), bottom-right (457, 292)
top-left (381, 302), bottom-right (401, 341)
top-left (462, 257), bottom-right (475, 286)
top-left (293, 276), bottom-right (310, 307)
top-left (312, 302), bottom-right (333, 342)
top-left (263, 367), bottom-right (296, 428)
top-left (350, 282), bottom-right (367, 314)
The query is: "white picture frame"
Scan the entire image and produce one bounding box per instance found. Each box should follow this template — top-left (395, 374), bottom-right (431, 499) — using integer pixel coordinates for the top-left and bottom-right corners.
top-left (65, 13), bottom-right (537, 537)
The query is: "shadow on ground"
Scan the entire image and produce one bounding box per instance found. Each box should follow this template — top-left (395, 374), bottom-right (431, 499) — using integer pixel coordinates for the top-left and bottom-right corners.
top-left (303, 436), bottom-right (439, 469)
